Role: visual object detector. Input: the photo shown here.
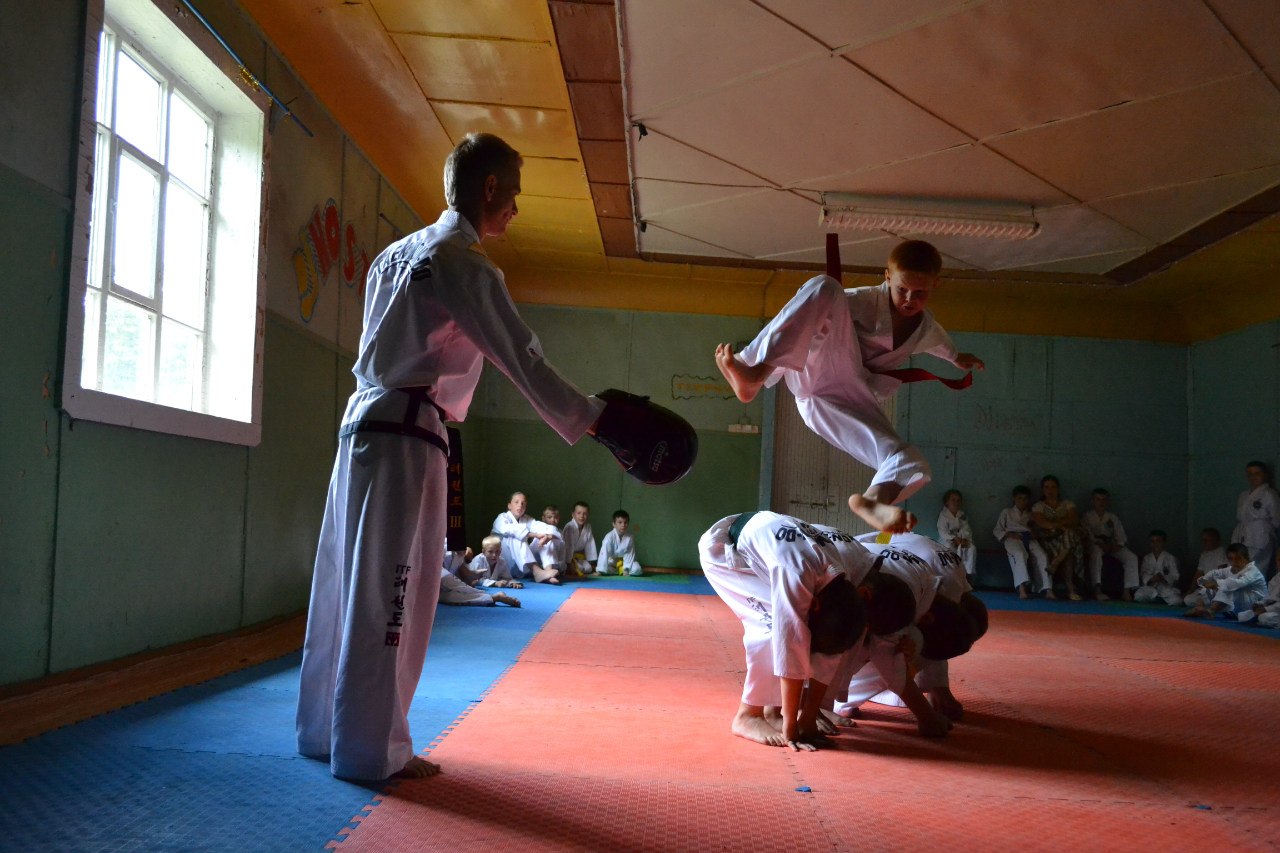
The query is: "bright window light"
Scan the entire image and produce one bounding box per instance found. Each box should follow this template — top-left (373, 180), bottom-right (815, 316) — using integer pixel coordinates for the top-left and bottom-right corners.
top-left (65, 0), bottom-right (266, 445)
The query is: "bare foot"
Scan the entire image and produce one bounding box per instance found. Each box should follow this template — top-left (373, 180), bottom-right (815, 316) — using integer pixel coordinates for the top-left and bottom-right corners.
top-left (762, 706), bottom-right (784, 732)
top-left (930, 690), bottom-right (964, 722)
top-left (1182, 606), bottom-right (1207, 618)
top-left (916, 709), bottom-right (953, 738)
top-left (1042, 588), bottom-right (1056, 600)
top-left (848, 493), bottom-right (916, 533)
top-left (1018, 584), bottom-right (1029, 600)
top-left (393, 756), bottom-right (441, 779)
top-left (715, 343), bottom-right (767, 403)
top-left (732, 709), bottom-right (788, 747)
top-left (492, 592), bottom-right (521, 607)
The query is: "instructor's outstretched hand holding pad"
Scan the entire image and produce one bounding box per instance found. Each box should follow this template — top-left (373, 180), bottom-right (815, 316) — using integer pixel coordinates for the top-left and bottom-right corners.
top-left (590, 389), bottom-right (698, 485)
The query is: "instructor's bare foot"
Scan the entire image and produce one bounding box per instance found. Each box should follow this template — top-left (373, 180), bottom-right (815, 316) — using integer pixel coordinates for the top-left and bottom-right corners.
top-left (848, 493), bottom-right (915, 533)
top-left (732, 708), bottom-right (788, 747)
top-left (394, 756), bottom-right (441, 779)
top-left (715, 343), bottom-right (767, 404)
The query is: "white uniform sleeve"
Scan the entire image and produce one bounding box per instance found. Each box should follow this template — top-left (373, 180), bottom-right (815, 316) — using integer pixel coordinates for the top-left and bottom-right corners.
top-left (429, 248), bottom-right (603, 443)
top-left (1139, 555), bottom-right (1157, 585)
top-left (914, 315), bottom-right (961, 366)
top-left (770, 559), bottom-right (816, 681)
top-left (1218, 565), bottom-right (1263, 592)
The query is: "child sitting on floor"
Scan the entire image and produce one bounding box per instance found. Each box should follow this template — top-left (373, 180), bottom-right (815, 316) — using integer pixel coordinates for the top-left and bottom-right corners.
top-left (441, 547), bottom-right (520, 607)
top-left (1134, 530), bottom-right (1182, 606)
top-left (1184, 543), bottom-right (1267, 619)
top-left (561, 501), bottom-right (597, 577)
top-left (598, 509), bottom-right (643, 576)
top-left (937, 489), bottom-right (976, 581)
top-left (993, 485), bottom-right (1050, 599)
top-left (466, 536), bottom-right (525, 589)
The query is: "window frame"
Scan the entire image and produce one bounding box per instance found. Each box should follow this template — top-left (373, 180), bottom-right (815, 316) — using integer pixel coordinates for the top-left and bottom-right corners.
top-left (64, 0), bottom-right (269, 446)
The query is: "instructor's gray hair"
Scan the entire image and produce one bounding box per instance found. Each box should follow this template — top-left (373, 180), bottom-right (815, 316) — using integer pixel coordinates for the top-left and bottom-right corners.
top-left (444, 133), bottom-right (521, 207)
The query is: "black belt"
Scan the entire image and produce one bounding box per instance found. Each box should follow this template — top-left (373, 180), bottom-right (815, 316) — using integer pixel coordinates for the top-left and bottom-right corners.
top-left (338, 387), bottom-right (449, 455)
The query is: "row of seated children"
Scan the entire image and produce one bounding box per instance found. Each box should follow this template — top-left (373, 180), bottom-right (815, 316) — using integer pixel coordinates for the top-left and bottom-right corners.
top-left (987, 483), bottom-right (1183, 602)
top-left (490, 491), bottom-right (643, 584)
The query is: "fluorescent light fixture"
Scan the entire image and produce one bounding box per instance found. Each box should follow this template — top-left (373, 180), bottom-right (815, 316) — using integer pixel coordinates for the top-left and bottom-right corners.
top-left (820, 193), bottom-right (1040, 240)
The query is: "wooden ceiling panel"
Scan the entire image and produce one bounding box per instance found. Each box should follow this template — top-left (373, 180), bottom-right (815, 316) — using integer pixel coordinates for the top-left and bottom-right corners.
top-left (590, 182), bottom-right (632, 219)
top-left (549, 1), bottom-right (620, 82)
top-left (630, 130), bottom-right (771, 186)
top-left (931, 205), bottom-right (1149, 272)
top-left (634, 179), bottom-right (762, 217)
top-left (580, 140), bottom-right (630, 184)
top-left (519, 157), bottom-right (592, 201)
top-left (850, 0), bottom-right (1254, 140)
top-left (431, 102), bottom-right (579, 158)
top-left (566, 81), bottom-right (625, 140)
top-left (370, 0), bottom-right (553, 41)
top-left (505, 222), bottom-right (603, 254)
top-left (394, 34), bottom-right (569, 109)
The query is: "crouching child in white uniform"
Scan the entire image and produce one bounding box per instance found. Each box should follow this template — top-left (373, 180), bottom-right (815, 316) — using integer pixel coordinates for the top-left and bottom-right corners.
top-left (993, 485), bottom-right (1050, 599)
top-left (1133, 530), bottom-right (1182, 606)
top-left (598, 509), bottom-right (642, 576)
top-left (699, 512), bottom-right (872, 750)
top-left (561, 501), bottom-right (597, 577)
top-left (834, 532), bottom-right (985, 735)
top-left (440, 547), bottom-right (520, 607)
top-left (937, 489), bottom-right (976, 580)
top-left (1184, 543), bottom-right (1267, 619)
top-left (1185, 528), bottom-right (1228, 606)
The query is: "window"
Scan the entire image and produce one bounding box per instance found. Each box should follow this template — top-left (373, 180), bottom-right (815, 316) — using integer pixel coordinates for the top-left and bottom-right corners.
top-left (65, 0), bottom-right (267, 445)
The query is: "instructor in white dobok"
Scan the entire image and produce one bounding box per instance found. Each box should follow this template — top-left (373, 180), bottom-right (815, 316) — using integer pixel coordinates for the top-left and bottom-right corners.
top-left (295, 134), bottom-right (607, 781)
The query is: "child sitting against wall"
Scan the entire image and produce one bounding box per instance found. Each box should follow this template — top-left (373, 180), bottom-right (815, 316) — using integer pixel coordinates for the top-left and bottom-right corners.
top-left (1134, 530), bottom-right (1182, 606)
top-left (1184, 543), bottom-right (1267, 619)
top-left (993, 485), bottom-right (1051, 599)
top-left (598, 509), bottom-right (643, 576)
top-left (937, 489), bottom-right (976, 581)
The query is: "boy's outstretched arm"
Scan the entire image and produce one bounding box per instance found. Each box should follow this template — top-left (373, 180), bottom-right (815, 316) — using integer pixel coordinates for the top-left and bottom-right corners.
top-left (779, 677), bottom-right (817, 751)
top-left (954, 352), bottom-right (985, 370)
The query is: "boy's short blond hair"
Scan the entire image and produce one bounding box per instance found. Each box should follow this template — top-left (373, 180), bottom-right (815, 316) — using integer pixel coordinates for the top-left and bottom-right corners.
top-left (481, 535), bottom-right (501, 550)
top-left (888, 240), bottom-right (942, 276)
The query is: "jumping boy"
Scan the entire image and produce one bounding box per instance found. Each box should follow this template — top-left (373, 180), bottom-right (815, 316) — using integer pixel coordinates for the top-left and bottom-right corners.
top-left (715, 240), bottom-right (983, 534)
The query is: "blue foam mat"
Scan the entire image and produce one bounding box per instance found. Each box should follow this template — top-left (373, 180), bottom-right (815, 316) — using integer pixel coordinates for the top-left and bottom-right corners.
top-left (0, 583), bottom-right (576, 853)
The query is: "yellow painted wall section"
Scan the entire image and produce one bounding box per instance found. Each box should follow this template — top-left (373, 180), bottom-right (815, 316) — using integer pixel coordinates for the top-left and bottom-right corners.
top-left (504, 263), bottom-right (1192, 343)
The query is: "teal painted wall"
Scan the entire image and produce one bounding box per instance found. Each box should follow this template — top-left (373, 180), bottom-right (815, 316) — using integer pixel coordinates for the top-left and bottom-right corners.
top-left (899, 332), bottom-right (1191, 586)
top-left (465, 305), bottom-right (765, 570)
top-left (1188, 322), bottom-right (1280, 552)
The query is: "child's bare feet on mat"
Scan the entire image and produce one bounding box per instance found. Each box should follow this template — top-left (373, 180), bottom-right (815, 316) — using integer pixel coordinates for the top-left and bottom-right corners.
top-left (819, 708), bottom-right (857, 730)
top-left (848, 494), bottom-right (915, 533)
top-left (394, 756), bottom-right (441, 779)
top-left (492, 592), bottom-right (521, 607)
top-left (732, 707), bottom-right (788, 747)
top-left (715, 343), bottom-right (767, 403)
top-left (930, 689), bottom-right (964, 722)
top-left (917, 709), bottom-right (953, 738)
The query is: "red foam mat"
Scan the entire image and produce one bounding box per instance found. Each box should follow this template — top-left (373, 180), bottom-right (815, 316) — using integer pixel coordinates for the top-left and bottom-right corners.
top-left (330, 592), bottom-right (1280, 853)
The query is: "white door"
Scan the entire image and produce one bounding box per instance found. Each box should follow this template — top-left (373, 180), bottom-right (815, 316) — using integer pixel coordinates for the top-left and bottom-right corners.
top-left (769, 384), bottom-right (894, 535)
